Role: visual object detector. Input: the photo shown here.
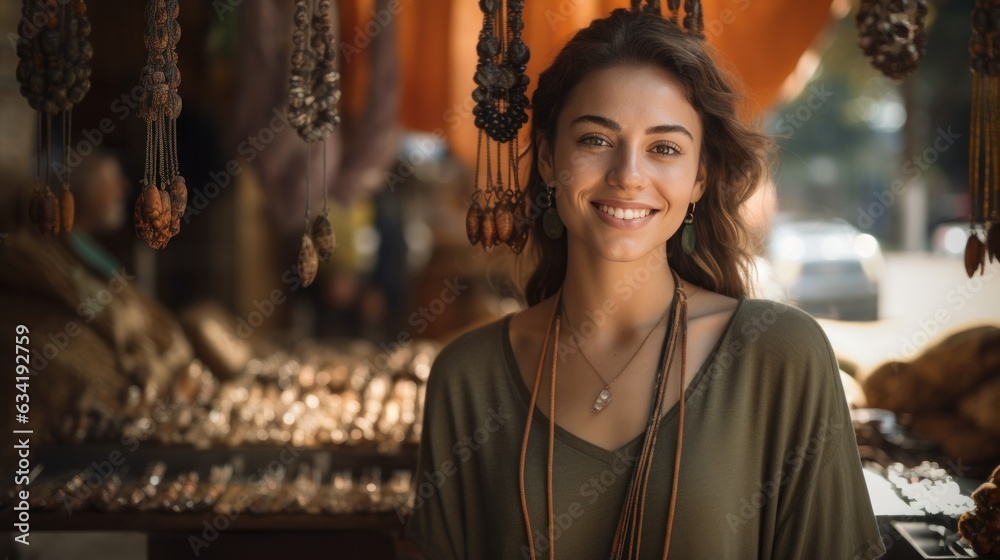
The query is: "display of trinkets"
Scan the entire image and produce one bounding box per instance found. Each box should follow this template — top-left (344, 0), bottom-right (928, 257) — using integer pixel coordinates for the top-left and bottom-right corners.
top-left (856, 0), bottom-right (928, 80)
top-left (466, 0), bottom-right (532, 254)
top-left (288, 0), bottom-right (341, 286)
top-left (885, 461), bottom-right (976, 518)
top-left (12, 460), bottom-right (413, 518)
top-left (134, 0), bottom-right (187, 250)
top-left (966, 0), bottom-right (1000, 277)
top-left (58, 339), bottom-right (437, 450)
top-left (16, 0), bottom-right (93, 236)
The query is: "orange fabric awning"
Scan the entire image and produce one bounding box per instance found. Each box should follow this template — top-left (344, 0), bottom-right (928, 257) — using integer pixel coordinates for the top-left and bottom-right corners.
top-left (341, 0), bottom-right (835, 167)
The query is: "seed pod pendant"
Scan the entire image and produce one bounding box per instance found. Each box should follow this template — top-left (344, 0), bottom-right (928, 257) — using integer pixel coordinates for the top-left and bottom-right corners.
top-left (298, 233), bottom-right (319, 287)
top-left (41, 190), bottom-right (61, 236)
top-left (965, 233), bottom-right (986, 277)
top-left (311, 213), bottom-right (336, 261)
top-left (987, 222), bottom-right (1000, 263)
top-left (495, 200), bottom-right (514, 242)
top-left (169, 176), bottom-right (187, 219)
top-left (60, 188), bottom-right (75, 233)
top-left (466, 196), bottom-right (483, 246)
top-left (481, 206), bottom-right (496, 252)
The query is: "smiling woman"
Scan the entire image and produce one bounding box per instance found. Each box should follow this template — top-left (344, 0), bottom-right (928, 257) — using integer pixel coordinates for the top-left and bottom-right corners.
top-left (405, 8), bottom-right (884, 560)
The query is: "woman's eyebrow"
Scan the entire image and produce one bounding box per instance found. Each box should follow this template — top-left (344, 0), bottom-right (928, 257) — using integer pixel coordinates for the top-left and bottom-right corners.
top-left (570, 114), bottom-right (693, 140)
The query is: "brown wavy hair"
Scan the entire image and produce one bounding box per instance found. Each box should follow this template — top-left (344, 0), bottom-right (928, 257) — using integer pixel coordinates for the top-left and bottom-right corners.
top-left (518, 8), bottom-right (774, 306)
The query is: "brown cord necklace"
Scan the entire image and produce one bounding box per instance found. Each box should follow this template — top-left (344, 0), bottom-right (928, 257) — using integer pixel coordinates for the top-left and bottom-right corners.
top-left (518, 268), bottom-right (690, 559)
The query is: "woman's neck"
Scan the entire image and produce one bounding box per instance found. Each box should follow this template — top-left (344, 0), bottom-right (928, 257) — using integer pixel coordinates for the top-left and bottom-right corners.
top-left (559, 241), bottom-right (678, 342)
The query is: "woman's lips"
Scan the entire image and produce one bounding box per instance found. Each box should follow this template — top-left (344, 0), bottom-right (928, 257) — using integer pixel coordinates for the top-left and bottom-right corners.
top-left (591, 202), bottom-right (658, 229)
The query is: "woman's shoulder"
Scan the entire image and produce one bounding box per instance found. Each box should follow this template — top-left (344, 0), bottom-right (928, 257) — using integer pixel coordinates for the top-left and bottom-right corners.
top-left (730, 297), bottom-right (844, 404)
top-left (733, 296), bottom-right (835, 358)
top-left (426, 314), bottom-right (510, 387)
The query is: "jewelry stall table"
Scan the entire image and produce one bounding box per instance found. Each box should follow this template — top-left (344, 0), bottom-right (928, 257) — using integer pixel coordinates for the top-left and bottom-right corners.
top-left (4, 444), bottom-right (418, 560)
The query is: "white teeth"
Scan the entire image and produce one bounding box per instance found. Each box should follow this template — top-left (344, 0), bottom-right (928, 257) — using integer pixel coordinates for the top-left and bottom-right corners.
top-left (598, 204), bottom-right (651, 220)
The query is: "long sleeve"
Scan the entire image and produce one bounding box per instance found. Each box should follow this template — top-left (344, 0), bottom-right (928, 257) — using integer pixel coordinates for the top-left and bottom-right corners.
top-left (767, 315), bottom-right (886, 560)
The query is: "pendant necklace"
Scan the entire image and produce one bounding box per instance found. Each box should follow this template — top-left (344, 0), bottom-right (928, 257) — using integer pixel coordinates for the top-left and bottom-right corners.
top-left (562, 281), bottom-right (701, 413)
top-left (561, 304), bottom-right (667, 413)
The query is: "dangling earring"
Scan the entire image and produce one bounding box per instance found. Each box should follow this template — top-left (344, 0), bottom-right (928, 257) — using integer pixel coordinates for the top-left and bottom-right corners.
top-left (542, 183), bottom-right (565, 239)
top-left (681, 202), bottom-right (696, 255)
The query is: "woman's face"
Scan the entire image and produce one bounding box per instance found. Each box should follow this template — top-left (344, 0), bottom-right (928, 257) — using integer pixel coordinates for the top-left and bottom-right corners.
top-left (537, 63), bottom-right (706, 263)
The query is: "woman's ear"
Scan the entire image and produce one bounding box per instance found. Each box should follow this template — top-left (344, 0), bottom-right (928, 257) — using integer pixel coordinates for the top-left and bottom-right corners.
top-left (536, 134), bottom-right (555, 185)
top-left (691, 159), bottom-right (708, 203)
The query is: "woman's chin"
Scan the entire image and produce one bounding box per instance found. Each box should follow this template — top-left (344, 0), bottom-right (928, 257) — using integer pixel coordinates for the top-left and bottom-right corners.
top-left (572, 236), bottom-right (668, 265)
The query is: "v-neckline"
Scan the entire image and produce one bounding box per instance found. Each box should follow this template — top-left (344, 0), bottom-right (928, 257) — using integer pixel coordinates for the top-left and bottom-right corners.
top-left (500, 295), bottom-right (749, 464)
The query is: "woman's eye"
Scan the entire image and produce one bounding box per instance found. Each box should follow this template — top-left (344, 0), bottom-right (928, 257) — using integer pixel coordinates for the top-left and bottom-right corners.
top-left (652, 144), bottom-right (681, 156)
top-left (580, 136), bottom-right (610, 147)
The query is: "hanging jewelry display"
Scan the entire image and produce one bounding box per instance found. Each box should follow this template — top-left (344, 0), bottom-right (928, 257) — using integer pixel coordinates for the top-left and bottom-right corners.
top-left (16, 0), bottom-right (93, 236)
top-left (467, 0), bottom-right (531, 254)
top-left (966, 0), bottom-right (1000, 277)
top-left (856, 0), bottom-right (928, 81)
top-left (288, 0), bottom-right (341, 287)
top-left (134, 0), bottom-right (186, 250)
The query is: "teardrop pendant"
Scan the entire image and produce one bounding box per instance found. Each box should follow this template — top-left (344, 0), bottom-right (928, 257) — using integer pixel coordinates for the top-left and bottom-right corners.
top-left (681, 222), bottom-right (696, 255)
top-left (543, 207), bottom-right (564, 239)
top-left (591, 389), bottom-right (612, 413)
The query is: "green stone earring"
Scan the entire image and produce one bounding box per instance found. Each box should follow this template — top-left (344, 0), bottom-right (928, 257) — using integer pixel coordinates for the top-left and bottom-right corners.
top-left (681, 202), bottom-right (696, 255)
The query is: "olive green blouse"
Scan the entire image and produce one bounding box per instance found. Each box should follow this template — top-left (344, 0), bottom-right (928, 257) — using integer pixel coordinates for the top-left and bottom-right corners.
top-left (404, 296), bottom-right (885, 559)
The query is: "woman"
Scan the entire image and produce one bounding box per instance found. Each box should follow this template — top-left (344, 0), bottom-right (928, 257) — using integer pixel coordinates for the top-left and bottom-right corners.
top-left (405, 8), bottom-right (884, 560)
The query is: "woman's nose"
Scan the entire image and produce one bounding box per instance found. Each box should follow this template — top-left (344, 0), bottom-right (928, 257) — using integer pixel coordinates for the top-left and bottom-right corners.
top-left (606, 144), bottom-right (645, 191)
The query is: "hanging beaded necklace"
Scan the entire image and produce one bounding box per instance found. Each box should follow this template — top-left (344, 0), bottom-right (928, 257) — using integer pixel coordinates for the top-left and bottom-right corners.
top-left (134, 0), bottom-right (186, 250)
top-left (287, 0), bottom-right (341, 287)
top-left (466, 0), bottom-right (532, 254)
top-left (17, 0), bottom-right (93, 237)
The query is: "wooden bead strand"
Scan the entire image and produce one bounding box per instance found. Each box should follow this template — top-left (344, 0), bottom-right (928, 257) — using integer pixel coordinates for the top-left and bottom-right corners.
top-left (135, 0), bottom-right (186, 250)
top-left (288, 0), bottom-right (342, 286)
top-left (16, 0), bottom-right (93, 236)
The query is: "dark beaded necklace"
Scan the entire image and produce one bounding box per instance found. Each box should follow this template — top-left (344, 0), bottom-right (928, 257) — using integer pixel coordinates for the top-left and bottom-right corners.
top-left (17, 0), bottom-right (93, 236)
top-left (467, 0), bottom-right (532, 254)
top-left (287, 0), bottom-right (342, 286)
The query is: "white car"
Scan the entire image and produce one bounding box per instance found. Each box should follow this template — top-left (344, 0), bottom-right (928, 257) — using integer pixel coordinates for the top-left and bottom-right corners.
top-left (765, 215), bottom-right (883, 321)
